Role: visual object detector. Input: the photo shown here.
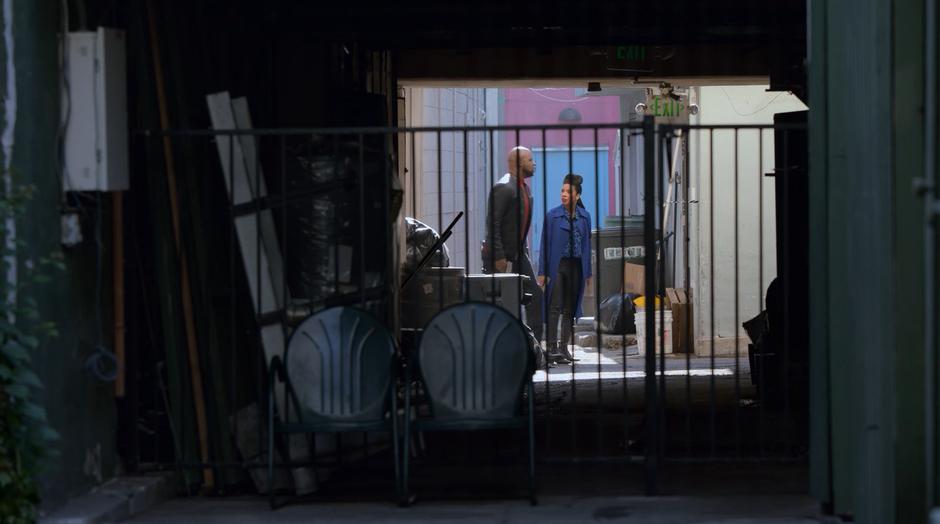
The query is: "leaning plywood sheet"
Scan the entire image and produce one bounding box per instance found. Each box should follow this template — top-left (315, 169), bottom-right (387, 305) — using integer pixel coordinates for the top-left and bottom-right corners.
top-left (230, 96), bottom-right (287, 303)
top-left (207, 92), bottom-right (317, 495)
top-left (206, 92), bottom-right (285, 365)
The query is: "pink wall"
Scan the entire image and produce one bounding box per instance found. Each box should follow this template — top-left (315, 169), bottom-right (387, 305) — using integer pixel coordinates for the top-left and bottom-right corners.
top-left (502, 88), bottom-right (621, 215)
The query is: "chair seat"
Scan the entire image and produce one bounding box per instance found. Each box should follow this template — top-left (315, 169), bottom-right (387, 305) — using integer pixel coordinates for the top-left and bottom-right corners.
top-left (267, 306), bottom-right (401, 509)
top-left (402, 302), bottom-right (537, 506)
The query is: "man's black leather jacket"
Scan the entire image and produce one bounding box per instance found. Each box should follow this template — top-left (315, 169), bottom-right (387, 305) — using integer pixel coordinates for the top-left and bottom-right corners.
top-left (485, 173), bottom-right (532, 263)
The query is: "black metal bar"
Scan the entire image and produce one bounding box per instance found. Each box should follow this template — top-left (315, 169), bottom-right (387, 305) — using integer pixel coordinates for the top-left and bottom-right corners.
top-left (139, 121), bottom-right (809, 139)
top-left (140, 123), bottom-right (653, 137)
top-left (684, 130), bottom-right (692, 458)
top-left (322, 286), bottom-right (387, 308)
top-left (660, 455), bottom-right (805, 464)
top-left (488, 128), bottom-right (497, 306)
top-left (642, 115), bottom-right (658, 495)
top-left (782, 129), bottom-right (791, 422)
top-left (333, 135), bottom-right (341, 307)
top-left (709, 128), bottom-right (716, 459)
top-left (539, 456), bottom-right (644, 465)
top-left (411, 130), bottom-right (417, 218)
top-left (567, 127), bottom-right (577, 457)
top-left (540, 127), bottom-right (551, 454)
top-left (377, 128), bottom-right (392, 461)
top-left (134, 137), bottom-right (146, 469)
top-left (620, 126), bottom-right (630, 461)
top-left (279, 136), bottom-right (289, 433)
top-left (141, 449), bottom-right (805, 472)
top-left (359, 134), bottom-right (367, 307)
top-left (660, 123), bottom-right (808, 132)
top-left (540, 454), bottom-right (800, 464)
top-left (254, 133), bottom-right (265, 488)
top-left (672, 132), bottom-right (680, 293)
top-left (658, 131), bottom-right (668, 461)
top-left (594, 127), bottom-right (603, 458)
top-left (230, 180), bottom-right (353, 218)
top-left (170, 136), bottom-right (191, 491)
top-left (646, 131), bottom-right (672, 462)
top-left (464, 129), bottom-right (470, 298)
top-left (155, 453), bottom-right (399, 470)
top-left (437, 130), bottom-right (443, 312)
top-left (758, 127), bottom-right (766, 459)
top-left (734, 128), bottom-right (741, 459)
top-left (228, 131), bottom-right (238, 479)
top-left (515, 128), bottom-right (523, 322)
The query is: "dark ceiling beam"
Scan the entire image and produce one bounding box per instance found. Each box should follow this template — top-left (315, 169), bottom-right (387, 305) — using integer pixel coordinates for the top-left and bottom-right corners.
top-left (397, 43), bottom-right (781, 83)
top-left (264, 0), bottom-right (804, 49)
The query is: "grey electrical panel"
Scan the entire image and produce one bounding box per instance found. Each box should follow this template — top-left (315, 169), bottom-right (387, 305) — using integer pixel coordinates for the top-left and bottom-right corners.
top-left (62, 28), bottom-right (128, 191)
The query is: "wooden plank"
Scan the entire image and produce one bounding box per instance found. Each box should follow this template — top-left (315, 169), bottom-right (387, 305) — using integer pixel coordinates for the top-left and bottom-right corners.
top-left (664, 287), bottom-right (679, 306)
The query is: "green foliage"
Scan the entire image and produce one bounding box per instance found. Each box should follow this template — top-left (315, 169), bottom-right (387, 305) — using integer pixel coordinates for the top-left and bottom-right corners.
top-left (0, 184), bottom-right (62, 523)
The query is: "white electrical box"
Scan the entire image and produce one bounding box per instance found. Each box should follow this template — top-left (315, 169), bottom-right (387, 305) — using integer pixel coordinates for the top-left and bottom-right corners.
top-left (62, 28), bottom-right (128, 191)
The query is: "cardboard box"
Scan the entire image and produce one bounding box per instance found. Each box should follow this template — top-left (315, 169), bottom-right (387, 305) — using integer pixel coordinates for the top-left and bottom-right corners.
top-left (666, 288), bottom-right (693, 354)
top-left (623, 262), bottom-right (645, 295)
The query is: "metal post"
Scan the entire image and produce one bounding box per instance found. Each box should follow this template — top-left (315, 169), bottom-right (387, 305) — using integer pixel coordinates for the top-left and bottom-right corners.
top-left (643, 115), bottom-right (658, 495)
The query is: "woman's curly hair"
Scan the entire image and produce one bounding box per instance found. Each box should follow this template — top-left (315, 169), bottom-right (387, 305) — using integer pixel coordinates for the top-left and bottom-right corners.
top-left (563, 173), bottom-right (586, 208)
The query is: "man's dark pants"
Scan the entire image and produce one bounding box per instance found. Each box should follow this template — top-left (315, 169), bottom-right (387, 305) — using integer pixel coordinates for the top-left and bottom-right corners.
top-left (514, 249), bottom-right (543, 344)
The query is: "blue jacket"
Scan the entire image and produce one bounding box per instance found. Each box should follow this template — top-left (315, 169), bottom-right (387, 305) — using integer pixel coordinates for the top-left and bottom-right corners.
top-left (538, 204), bottom-right (593, 319)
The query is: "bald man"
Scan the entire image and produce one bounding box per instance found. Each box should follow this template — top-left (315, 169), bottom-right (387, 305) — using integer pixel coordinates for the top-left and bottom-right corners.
top-left (485, 146), bottom-right (544, 345)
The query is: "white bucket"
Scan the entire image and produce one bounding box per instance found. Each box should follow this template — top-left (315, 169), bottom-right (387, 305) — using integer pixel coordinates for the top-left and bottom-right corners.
top-left (634, 309), bottom-right (673, 356)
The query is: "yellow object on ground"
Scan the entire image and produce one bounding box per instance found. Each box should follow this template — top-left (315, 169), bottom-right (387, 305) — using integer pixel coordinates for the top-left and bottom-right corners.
top-left (632, 295), bottom-right (663, 309)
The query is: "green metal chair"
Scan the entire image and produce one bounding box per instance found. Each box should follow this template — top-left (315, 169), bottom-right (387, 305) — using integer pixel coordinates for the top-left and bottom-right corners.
top-left (402, 301), bottom-right (537, 506)
top-left (267, 306), bottom-right (400, 508)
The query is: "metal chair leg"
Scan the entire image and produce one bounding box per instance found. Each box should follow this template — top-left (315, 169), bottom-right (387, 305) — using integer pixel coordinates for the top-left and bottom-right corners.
top-left (400, 370), bottom-right (412, 507)
top-left (391, 387), bottom-right (401, 502)
top-left (268, 388), bottom-right (278, 510)
top-left (527, 381), bottom-right (537, 506)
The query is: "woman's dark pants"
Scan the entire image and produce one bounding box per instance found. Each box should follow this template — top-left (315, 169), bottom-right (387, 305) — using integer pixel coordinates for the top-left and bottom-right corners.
top-left (547, 257), bottom-right (582, 353)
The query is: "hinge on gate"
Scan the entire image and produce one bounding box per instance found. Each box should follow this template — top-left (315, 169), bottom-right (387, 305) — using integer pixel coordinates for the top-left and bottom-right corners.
top-left (914, 177), bottom-right (934, 197)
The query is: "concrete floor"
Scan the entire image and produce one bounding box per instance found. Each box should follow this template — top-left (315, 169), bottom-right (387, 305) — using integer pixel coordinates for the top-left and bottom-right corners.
top-left (529, 344), bottom-right (799, 460)
top-left (535, 343), bottom-right (749, 385)
top-left (127, 494), bottom-right (838, 523)
top-left (119, 344), bottom-right (813, 523)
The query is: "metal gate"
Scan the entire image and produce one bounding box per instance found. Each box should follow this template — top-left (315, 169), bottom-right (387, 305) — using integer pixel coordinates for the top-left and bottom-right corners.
top-left (125, 113), bottom-right (808, 496)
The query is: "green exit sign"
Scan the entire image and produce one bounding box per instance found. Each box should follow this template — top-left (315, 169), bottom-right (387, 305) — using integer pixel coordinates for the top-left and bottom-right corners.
top-left (648, 96), bottom-right (687, 118)
top-left (615, 45), bottom-right (647, 61)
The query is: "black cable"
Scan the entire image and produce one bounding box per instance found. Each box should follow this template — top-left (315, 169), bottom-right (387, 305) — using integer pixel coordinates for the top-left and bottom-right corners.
top-left (95, 191), bottom-right (103, 346)
top-left (57, 0), bottom-right (71, 201)
top-left (85, 191), bottom-right (117, 382)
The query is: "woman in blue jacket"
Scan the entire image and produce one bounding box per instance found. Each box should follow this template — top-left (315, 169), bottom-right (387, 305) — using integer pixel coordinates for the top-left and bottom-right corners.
top-left (537, 174), bottom-right (593, 364)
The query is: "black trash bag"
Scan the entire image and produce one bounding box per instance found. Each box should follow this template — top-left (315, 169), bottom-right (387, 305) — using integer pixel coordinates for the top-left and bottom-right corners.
top-left (523, 323), bottom-right (546, 372)
top-left (403, 217), bottom-right (450, 273)
top-left (743, 310), bottom-right (769, 346)
top-left (597, 293), bottom-right (638, 334)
